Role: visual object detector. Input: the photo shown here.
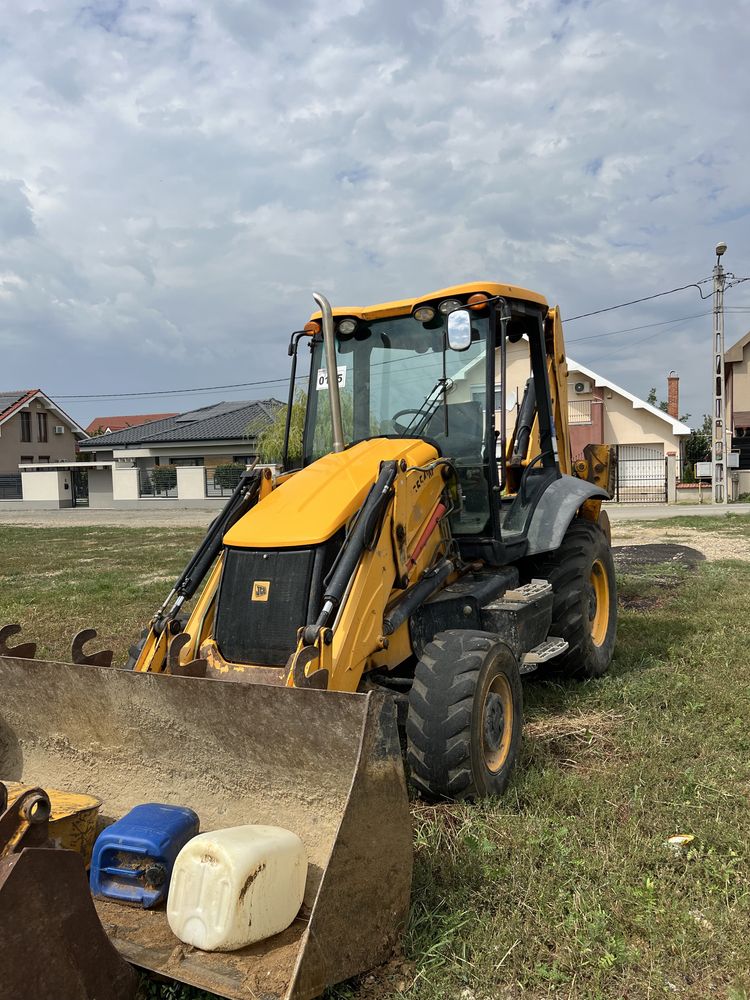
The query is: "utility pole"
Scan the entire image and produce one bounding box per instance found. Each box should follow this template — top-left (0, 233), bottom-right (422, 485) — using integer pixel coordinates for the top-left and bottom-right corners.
top-left (712, 241), bottom-right (728, 504)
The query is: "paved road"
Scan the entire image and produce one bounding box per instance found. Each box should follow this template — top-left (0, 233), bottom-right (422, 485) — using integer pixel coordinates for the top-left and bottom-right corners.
top-left (606, 502), bottom-right (750, 521)
top-left (1, 502), bottom-right (749, 529)
top-left (0, 507), bottom-right (218, 528)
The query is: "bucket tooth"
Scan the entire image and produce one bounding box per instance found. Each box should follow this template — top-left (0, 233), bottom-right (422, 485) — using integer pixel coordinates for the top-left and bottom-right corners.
top-left (71, 629), bottom-right (114, 668)
top-left (171, 658), bottom-right (208, 678)
top-left (0, 624), bottom-right (36, 660)
top-left (167, 632), bottom-right (207, 677)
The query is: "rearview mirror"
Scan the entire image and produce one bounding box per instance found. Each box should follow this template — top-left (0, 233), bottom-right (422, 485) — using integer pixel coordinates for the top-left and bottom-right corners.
top-left (446, 309), bottom-right (472, 351)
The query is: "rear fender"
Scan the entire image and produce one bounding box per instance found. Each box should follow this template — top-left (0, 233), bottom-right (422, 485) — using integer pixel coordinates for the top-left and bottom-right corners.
top-left (524, 474), bottom-right (609, 556)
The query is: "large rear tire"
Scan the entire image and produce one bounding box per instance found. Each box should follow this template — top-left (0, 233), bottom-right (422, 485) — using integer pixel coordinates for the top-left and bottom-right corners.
top-left (522, 518), bottom-right (617, 679)
top-left (406, 630), bottom-right (523, 800)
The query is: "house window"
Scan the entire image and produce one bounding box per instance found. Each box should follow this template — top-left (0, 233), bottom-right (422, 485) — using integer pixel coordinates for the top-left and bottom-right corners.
top-left (471, 384), bottom-right (515, 412)
top-left (37, 456), bottom-right (50, 463)
top-left (20, 455), bottom-right (33, 464)
top-left (20, 412), bottom-right (31, 442)
top-left (37, 412), bottom-right (48, 442)
top-left (168, 457), bottom-right (204, 467)
top-left (471, 384), bottom-right (504, 406)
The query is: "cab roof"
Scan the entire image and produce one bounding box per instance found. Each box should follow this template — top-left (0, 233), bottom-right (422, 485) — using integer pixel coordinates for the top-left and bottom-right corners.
top-left (309, 281), bottom-right (549, 322)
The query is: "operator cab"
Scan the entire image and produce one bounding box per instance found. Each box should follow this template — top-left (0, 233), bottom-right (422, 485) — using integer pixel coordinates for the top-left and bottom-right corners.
top-left (289, 284), bottom-right (563, 564)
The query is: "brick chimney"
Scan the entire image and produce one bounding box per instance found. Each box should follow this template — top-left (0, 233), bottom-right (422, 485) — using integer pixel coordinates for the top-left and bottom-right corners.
top-left (667, 371), bottom-right (679, 419)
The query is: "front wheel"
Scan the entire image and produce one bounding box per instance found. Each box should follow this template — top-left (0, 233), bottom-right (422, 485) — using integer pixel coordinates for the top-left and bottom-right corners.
top-left (406, 631), bottom-right (523, 800)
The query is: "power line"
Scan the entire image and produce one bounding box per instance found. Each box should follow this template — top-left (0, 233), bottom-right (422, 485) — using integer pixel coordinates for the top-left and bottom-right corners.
top-left (567, 310), bottom-right (711, 344)
top-left (55, 374), bottom-right (307, 401)
top-left (563, 279), bottom-right (713, 322)
top-left (52, 278), bottom-right (750, 401)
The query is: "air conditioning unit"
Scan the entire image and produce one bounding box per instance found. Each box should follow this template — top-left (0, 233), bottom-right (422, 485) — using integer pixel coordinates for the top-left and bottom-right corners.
top-left (573, 379), bottom-right (591, 394)
top-left (54, 425), bottom-right (65, 435)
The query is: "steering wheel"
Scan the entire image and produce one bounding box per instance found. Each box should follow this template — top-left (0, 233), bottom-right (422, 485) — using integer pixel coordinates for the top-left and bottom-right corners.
top-left (391, 408), bottom-right (426, 435)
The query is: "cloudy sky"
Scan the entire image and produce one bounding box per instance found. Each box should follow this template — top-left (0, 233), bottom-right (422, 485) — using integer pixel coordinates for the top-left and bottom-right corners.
top-left (1, 0), bottom-right (748, 427)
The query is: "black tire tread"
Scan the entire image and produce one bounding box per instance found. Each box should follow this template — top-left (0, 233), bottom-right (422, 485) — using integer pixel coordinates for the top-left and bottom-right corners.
top-left (522, 518), bottom-right (616, 679)
top-left (406, 629), bottom-right (521, 800)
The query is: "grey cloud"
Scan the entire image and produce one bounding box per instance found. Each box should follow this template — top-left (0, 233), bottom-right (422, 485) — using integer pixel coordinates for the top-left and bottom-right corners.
top-left (0, 0), bottom-right (747, 423)
top-left (0, 181), bottom-right (37, 240)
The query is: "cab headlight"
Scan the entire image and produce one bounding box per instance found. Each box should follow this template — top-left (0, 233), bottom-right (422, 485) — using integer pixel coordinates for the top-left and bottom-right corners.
top-left (413, 305), bottom-right (437, 323)
top-left (438, 298), bottom-right (462, 315)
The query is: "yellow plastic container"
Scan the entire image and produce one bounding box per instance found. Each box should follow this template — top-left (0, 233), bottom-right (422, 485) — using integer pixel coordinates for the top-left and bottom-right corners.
top-left (4, 781), bottom-right (102, 864)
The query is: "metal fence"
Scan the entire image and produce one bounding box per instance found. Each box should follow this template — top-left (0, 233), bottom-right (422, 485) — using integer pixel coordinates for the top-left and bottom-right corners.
top-left (0, 474), bottom-right (22, 500)
top-left (568, 399), bottom-right (592, 425)
top-left (138, 466), bottom-right (177, 499)
top-left (205, 466), bottom-right (244, 498)
top-left (610, 445), bottom-right (667, 503)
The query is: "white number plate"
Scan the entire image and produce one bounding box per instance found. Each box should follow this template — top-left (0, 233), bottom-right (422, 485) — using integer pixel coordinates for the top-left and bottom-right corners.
top-left (316, 366), bottom-right (347, 391)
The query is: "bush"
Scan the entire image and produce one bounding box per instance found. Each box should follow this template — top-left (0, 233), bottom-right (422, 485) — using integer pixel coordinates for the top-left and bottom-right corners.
top-left (150, 465), bottom-right (177, 491)
top-left (213, 463), bottom-right (246, 489)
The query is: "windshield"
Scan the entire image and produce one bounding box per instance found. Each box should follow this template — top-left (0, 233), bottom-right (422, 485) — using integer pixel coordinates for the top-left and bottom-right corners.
top-left (304, 312), bottom-right (489, 463)
top-left (303, 311), bottom-right (493, 535)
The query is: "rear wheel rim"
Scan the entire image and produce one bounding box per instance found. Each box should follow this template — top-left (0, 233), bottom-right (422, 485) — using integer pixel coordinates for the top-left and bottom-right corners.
top-left (589, 558), bottom-right (610, 646)
top-left (482, 673), bottom-right (513, 773)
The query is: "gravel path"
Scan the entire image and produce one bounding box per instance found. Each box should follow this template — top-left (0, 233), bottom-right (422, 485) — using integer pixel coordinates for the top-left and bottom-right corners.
top-left (0, 507), bottom-right (219, 528)
top-left (611, 520), bottom-right (750, 561)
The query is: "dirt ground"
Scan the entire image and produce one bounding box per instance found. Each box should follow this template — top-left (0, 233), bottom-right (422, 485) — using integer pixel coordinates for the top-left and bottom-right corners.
top-left (611, 519), bottom-right (750, 561)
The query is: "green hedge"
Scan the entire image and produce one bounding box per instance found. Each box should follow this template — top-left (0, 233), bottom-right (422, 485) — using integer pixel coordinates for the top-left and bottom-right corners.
top-left (213, 463), bottom-right (246, 489)
top-left (150, 465), bottom-right (177, 491)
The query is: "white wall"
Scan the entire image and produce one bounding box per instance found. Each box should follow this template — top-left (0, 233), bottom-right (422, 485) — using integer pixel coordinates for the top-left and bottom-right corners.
top-left (20, 470), bottom-right (73, 508)
top-left (177, 466), bottom-right (206, 500)
top-left (112, 468), bottom-right (139, 501)
top-left (88, 468), bottom-right (114, 509)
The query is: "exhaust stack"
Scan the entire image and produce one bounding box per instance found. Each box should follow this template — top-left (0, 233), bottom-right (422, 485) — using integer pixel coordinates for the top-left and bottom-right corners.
top-left (312, 291), bottom-right (345, 453)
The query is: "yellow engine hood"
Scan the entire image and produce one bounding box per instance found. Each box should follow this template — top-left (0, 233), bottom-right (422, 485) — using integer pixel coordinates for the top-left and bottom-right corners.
top-left (223, 438), bottom-right (438, 549)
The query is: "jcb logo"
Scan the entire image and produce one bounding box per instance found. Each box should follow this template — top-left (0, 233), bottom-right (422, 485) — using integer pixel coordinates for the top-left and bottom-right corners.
top-left (252, 580), bottom-right (270, 602)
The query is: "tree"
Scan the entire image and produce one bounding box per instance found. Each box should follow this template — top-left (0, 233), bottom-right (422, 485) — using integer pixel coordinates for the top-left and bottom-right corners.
top-left (257, 387), bottom-right (359, 464)
top-left (681, 415), bottom-right (712, 482)
top-left (257, 389), bottom-right (306, 463)
top-left (647, 387), bottom-right (690, 423)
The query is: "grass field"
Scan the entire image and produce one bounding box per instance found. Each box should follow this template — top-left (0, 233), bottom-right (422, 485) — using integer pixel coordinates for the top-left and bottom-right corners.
top-left (1, 519), bottom-right (749, 1000)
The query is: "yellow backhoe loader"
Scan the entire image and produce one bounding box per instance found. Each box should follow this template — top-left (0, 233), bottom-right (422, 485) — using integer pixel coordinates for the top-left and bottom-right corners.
top-left (0, 281), bottom-right (616, 999)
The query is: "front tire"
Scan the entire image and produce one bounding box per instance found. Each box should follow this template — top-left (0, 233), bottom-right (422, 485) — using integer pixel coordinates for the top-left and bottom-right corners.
top-left (406, 631), bottom-right (523, 800)
top-left (522, 518), bottom-right (617, 679)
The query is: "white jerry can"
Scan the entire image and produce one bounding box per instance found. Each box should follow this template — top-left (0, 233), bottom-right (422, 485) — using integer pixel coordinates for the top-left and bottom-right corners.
top-left (166, 825), bottom-right (307, 951)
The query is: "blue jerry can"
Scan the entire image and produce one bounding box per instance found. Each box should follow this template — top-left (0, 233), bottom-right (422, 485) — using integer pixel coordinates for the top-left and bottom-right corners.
top-left (90, 803), bottom-right (199, 908)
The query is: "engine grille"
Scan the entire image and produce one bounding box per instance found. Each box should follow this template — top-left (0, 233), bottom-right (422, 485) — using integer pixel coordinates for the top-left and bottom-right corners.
top-left (215, 547), bottom-right (316, 666)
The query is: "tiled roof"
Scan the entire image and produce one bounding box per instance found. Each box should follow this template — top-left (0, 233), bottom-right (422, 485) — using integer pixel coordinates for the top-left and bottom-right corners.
top-left (85, 413), bottom-right (178, 435)
top-left (80, 399), bottom-right (284, 448)
top-left (0, 389), bottom-right (86, 436)
top-left (0, 390), bottom-right (37, 421)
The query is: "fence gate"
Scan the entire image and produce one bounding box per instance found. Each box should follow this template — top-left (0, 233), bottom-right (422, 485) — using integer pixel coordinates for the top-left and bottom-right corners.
top-left (71, 469), bottom-right (89, 507)
top-left (612, 444), bottom-right (667, 503)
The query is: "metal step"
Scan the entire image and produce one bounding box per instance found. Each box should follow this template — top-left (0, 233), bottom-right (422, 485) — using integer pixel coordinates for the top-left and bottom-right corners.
top-left (520, 636), bottom-right (569, 673)
top-left (500, 579), bottom-right (552, 604)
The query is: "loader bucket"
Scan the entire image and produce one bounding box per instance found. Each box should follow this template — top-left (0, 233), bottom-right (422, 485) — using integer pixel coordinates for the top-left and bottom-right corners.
top-left (0, 656), bottom-right (413, 1000)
